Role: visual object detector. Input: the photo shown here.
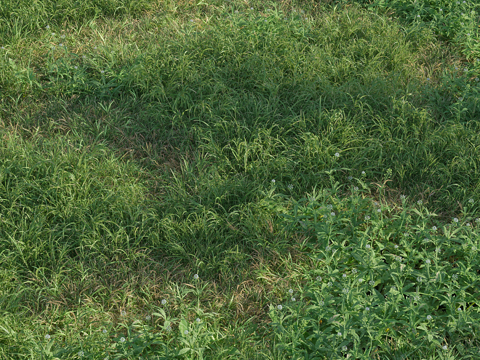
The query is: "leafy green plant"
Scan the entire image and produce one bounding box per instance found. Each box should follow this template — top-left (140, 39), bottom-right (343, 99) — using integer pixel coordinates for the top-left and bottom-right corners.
top-left (270, 181), bottom-right (480, 358)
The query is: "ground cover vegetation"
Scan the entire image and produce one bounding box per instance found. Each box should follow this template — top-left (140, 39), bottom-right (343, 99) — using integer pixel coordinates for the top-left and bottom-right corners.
top-left (0, 0), bottom-right (479, 358)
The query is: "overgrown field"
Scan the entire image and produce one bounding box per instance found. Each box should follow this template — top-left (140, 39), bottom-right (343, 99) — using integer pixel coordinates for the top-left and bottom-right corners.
top-left (0, 0), bottom-right (479, 358)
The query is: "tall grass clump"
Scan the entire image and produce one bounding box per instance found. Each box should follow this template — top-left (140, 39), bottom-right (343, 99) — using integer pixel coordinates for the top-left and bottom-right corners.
top-left (0, 0), bottom-right (480, 359)
top-left (348, 0), bottom-right (480, 123)
top-left (0, 0), bottom-right (154, 43)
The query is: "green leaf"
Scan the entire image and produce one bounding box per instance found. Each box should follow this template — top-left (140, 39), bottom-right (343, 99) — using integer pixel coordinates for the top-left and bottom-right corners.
top-left (401, 283), bottom-right (415, 293)
top-left (152, 308), bottom-right (166, 320)
top-left (373, 289), bottom-right (385, 304)
top-left (178, 347), bottom-right (191, 355)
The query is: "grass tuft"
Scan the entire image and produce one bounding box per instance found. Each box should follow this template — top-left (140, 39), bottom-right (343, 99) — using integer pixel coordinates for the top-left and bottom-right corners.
top-left (1, 0), bottom-right (479, 359)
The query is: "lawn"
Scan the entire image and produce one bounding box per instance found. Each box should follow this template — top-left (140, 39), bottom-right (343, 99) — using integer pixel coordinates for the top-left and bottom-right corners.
top-left (0, 0), bottom-right (479, 358)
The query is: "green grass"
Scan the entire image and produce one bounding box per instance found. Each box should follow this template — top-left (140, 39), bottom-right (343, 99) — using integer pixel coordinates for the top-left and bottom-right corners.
top-left (0, 0), bottom-right (479, 358)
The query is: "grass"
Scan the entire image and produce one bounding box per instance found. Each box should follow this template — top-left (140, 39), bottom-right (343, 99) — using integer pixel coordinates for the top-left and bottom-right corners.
top-left (0, 0), bottom-right (479, 358)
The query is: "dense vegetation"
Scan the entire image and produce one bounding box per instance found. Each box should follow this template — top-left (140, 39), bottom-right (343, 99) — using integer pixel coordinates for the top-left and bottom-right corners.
top-left (0, 0), bottom-right (479, 358)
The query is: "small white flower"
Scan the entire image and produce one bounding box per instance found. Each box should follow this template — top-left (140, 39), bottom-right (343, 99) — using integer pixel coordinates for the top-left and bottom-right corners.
top-left (326, 246), bottom-right (331, 251)
top-left (196, 318), bottom-right (201, 323)
top-left (476, 218), bottom-right (480, 223)
top-left (82, 55), bottom-right (86, 59)
top-left (435, 248), bottom-right (441, 253)
top-left (342, 345), bottom-right (348, 351)
top-left (327, 281), bottom-right (333, 286)
top-left (348, 176), bottom-right (352, 180)
top-left (166, 325), bottom-right (172, 332)
top-left (365, 307), bottom-right (370, 311)
top-left (366, 244), bottom-right (371, 249)
top-left (440, 9), bottom-right (442, 11)
top-left (59, 43), bottom-right (63, 47)
top-left (361, 171), bottom-right (365, 175)
top-left (467, 223), bottom-right (471, 227)
top-left (277, 305), bottom-right (283, 310)
top-left (417, 200), bottom-right (423, 205)
top-left (400, 195), bottom-right (405, 200)
top-left (291, 297), bottom-right (296, 301)
top-left (184, 330), bottom-right (189, 334)
top-left (45, 334), bottom-right (51, 340)
top-left (334, 152), bottom-right (340, 158)
top-left (330, 212), bottom-right (335, 216)
top-left (443, 345), bottom-right (448, 350)
top-left (101, 70), bottom-right (105, 74)
top-left (316, 276), bottom-right (322, 281)
top-left (121, 310), bottom-right (126, 316)
top-left (103, 329), bottom-right (107, 334)
top-left (46, 25), bottom-right (50, 29)
top-left (417, 277), bottom-right (423, 283)
top-left (343, 274), bottom-right (347, 278)
top-left (472, 246), bottom-right (477, 251)
top-left (161, 299), bottom-right (167, 305)
top-left (374, 201), bottom-right (378, 206)
top-left (469, 199), bottom-right (474, 203)
top-left (327, 204), bottom-right (333, 210)
top-left (369, 280), bottom-right (375, 286)
top-left (458, 307), bottom-right (462, 312)
top-left (352, 268), bottom-right (357, 274)
top-left (426, 259), bottom-right (431, 264)
top-left (319, 300), bottom-right (325, 306)
top-left (365, 216), bottom-right (370, 220)
top-left (61, 34), bottom-right (65, 39)
top-left (391, 286), bottom-right (397, 291)
top-left (394, 245), bottom-right (399, 249)
top-left (289, 289), bottom-right (293, 294)
top-left (359, 278), bottom-right (364, 283)
top-left (377, 208), bottom-right (381, 213)
top-left (337, 332), bottom-right (342, 337)
top-left (432, 226), bottom-right (437, 231)
top-left (427, 315), bottom-right (432, 320)
top-left (78, 351), bottom-right (84, 357)
top-left (453, 218), bottom-right (459, 223)
top-left (120, 337), bottom-right (125, 342)
top-left (354, 186), bottom-right (359, 191)
top-left (74, 66), bottom-right (78, 69)
top-left (146, 315), bottom-right (151, 320)
top-left (250, 7), bottom-right (253, 10)
top-left (194, 274), bottom-right (199, 280)
top-left (452, 274), bottom-right (458, 280)
top-left (288, 184), bottom-right (293, 190)
top-left (417, 15), bottom-right (420, 18)
top-left (52, 32), bottom-right (55, 36)
top-left (271, 179), bottom-right (275, 183)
